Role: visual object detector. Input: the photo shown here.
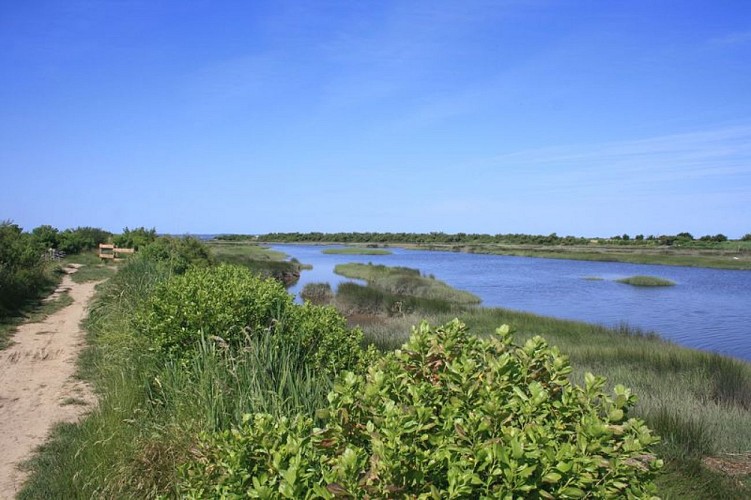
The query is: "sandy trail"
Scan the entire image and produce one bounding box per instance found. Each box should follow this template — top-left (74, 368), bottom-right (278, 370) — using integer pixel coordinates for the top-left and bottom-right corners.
top-left (0, 265), bottom-right (99, 498)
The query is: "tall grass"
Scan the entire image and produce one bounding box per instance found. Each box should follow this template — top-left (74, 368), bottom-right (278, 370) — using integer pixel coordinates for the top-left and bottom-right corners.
top-left (151, 333), bottom-right (330, 430)
top-left (336, 282), bottom-right (460, 317)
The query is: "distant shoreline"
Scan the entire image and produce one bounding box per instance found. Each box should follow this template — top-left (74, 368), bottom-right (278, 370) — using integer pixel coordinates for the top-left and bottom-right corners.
top-left (257, 240), bottom-right (751, 271)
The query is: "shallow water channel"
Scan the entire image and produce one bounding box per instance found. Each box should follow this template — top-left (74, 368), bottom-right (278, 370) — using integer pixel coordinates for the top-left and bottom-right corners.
top-left (273, 244), bottom-right (751, 362)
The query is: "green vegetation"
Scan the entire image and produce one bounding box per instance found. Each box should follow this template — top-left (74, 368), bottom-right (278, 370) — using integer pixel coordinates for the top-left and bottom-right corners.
top-left (257, 230), bottom-right (750, 249)
top-left (112, 226), bottom-right (158, 250)
top-left (138, 235), bottom-right (214, 274)
top-left (19, 241), bottom-right (365, 498)
top-left (583, 276), bottom-right (604, 281)
top-left (258, 231), bottom-right (594, 245)
top-left (134, 264), bottom-right (362, 374)
top-left (1, 222), bottom-right (60, 321)
top-left (18, 242), bottom-right (751, 498)
top-left (300, 282), bottom-right (334, 305)
top-left (179, 321), bottom-right (661, 498)
top-left (617, 275), bottom-right (676, 287)
top-left (321, 246), bottom-right (392, 255)
top-left (208, 239), bottom-right (288, 261)
top-left (54, 226), bottom-right (111, 254)
top-left (334, 262), bottom-right (481, 305)
top-left (352, 306), bottom-right (751, 498)
top-left (207, 240), bottom-right (309, 286)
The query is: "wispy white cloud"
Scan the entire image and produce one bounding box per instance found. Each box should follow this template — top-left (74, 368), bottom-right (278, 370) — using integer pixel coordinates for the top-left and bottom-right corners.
top-left (485, 125), bottom-right (751, 190)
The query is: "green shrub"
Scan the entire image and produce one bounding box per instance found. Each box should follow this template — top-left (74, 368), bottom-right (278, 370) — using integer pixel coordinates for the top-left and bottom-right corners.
top-left (139, 236), bottom-right (214, 274)
top-left (179, 320), bottom-right (662, 498)
top-left (57, 226), bottom-right (111, 254)
top-left (135, 264), bottom-right (294, 359)
top-left (113, 226), bottom-right (158, 250)
top-left (300, 282), bottom-right (334, 305)
top-left (135, 264), bottom-right (364, 376)
top-left (286, 302), bottom-right (365, 376)
top-left (0, 221), bottom-right (53, 318)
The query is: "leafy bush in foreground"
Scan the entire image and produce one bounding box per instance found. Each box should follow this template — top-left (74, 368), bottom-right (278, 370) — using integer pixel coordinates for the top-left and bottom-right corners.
top-left (135, 264), bottom-right (363, 375)
top-left (179, 320), bottom-right (662, 498)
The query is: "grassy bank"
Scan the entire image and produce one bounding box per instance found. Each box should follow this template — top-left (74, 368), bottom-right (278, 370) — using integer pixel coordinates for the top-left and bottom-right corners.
top-left (207, 240), bottom-right (310, 286)
top-left (407, 243), bottom-right (751, 270)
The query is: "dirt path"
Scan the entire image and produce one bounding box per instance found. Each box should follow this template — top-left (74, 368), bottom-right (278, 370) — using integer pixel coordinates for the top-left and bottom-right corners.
top-left (0, 265), bottom-right (100, 498)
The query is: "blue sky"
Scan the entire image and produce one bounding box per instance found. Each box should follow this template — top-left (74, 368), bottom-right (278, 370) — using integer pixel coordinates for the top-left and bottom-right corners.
top-left (2, 1), bottom-right (750, 237)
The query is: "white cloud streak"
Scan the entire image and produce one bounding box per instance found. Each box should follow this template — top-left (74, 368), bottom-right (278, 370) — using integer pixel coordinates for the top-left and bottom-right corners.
top-left (484, 124), bottom-right (751, 193)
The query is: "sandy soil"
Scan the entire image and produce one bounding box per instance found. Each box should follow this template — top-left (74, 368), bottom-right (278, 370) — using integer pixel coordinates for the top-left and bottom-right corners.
top-left (0, 265), bottom-right (99, 498)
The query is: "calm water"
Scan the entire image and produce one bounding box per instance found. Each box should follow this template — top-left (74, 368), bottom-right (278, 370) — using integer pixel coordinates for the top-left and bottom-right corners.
top-left (273, 244), bottom-right (751, 362)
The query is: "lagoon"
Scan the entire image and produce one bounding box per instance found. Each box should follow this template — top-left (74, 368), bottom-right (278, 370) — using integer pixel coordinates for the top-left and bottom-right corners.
top-left (273, 244), bottom-right (751, 362)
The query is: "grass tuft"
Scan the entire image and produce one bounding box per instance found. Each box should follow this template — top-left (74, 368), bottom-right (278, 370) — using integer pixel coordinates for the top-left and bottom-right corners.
top-left (616, 275), bottom-right (676, 286)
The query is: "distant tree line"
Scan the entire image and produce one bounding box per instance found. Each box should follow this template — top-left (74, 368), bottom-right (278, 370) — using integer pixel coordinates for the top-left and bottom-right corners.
top-left (250, 232), bottom-right (591, 245)
top-left (242, 231), bottom-right (741, 246)
top-left (608, 232), bottom-right (730, 246)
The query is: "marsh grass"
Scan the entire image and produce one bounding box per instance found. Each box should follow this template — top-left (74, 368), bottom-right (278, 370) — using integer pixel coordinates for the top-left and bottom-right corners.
top-left (334, 262), bottom-right (481, 305)
top-left (207, 240), bottom-right (287, 261)
top-left (300, 282), bottom-right (334, 305)
top-left (617, 275), bottom-right (676, 286)
top-left (336, 281), bottom-right (460, 317)
top-left (207, 240), bottom-right (307, 285)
